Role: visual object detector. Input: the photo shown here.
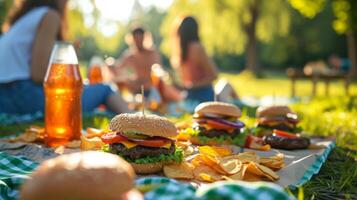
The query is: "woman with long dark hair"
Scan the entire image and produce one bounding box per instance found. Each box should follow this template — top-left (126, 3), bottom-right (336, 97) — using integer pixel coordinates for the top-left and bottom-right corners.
top-left (171, 16), bottom-right (218, 103)
top-left (0, 0), bottom-right (129, 114)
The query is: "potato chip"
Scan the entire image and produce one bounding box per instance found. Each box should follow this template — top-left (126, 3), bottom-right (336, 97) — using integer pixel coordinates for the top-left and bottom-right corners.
top-left (8, 125), bottom-right (45, 143)
top-left (260, 154), bottom-right (285, 170)
top-left (86, 128), bottom-right (105, 138)
top-left (200, 155), bottom-right (227, 174)
top-left (256, 163), bottom-right (279, 180)
top-left (192, 155), bottom-right (206, 166)
top-left (193, 165), bottom-right (223, 182)
top-left (164, 162), bottom-right (194, 179)
top-left (10, 131), bottom-right (38, 143)
top-left (226, 164), bottom-right (247, 181)
top-left (65, 140), bottom-right (81, 148)
top-left (246, 162), bottom-right (265, 177)
top-left (176, 131), bottom-right (191, 141)
top-left (217, 157), bottom-right (242, 175)
top-left (236, 152), bottom-right (260, 163)
top-left (243, 171), bottom-right (263, 182)
top-left (246, 162), bottom-right (279, 181)
top-left (198, 146), bottom-right (232, 157)
top-left (80, 135), bottom-right (105, 150)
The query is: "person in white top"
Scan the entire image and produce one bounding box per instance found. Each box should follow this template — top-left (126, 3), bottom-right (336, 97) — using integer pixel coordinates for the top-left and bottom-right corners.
top-left (0, 0), bottom-right (129, 114)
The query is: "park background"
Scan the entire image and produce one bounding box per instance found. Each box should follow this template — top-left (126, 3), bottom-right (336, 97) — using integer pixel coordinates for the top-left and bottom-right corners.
top-left (1, 0), bottom-right (357, 199)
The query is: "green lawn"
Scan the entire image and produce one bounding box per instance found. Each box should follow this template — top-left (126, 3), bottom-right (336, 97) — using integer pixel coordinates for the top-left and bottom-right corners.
top-left (1, 72), bottom-right (356, 199)
top-left (220, 71), bottom-right (357, 97)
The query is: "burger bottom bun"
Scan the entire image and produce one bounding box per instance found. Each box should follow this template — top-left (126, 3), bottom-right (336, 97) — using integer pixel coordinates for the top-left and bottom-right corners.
top-left (131, 162), bottom-right (163, 174)
top-left (190, 136), bottom-right (232, 146)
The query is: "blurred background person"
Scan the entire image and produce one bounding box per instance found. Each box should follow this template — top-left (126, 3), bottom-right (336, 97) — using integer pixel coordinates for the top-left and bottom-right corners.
top-left (170, 16), bottom-right (218, 103)
top-left (113, 26), bottom-right (161, 96)
top-left (0, 0), bottom-right (129, 114)
top-left (328, 54), bottom-right (351, 74)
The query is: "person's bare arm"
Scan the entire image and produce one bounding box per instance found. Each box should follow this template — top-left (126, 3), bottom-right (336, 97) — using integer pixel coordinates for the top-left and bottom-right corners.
top-left (152, 49), bottom-right (163, 65)
top-left (31, 10), bottom-right (61, 83)
top-left (189, 43), bottom-right (218, 87)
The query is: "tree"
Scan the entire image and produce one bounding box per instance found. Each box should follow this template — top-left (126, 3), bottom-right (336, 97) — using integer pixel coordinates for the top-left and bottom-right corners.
top-left (289, 0), bottom-right (357, 78)
top-left (161, 0), bottom-right (290, 73)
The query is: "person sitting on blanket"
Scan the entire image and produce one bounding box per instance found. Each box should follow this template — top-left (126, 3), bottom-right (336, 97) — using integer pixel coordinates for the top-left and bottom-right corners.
top-left (0, 0), bottom-right (130, 114)
top-left (112, 26), bottom-right (183, 103)
top-left (170, 16), bottom-right (218, 103)
top-left (113, 26), bottom-right (160, 96)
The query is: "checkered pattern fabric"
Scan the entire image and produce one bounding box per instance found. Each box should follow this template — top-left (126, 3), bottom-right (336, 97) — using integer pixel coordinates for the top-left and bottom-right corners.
top-left (136, 177), bottom-right (196, 200)
top-left (0, 154), bottom-right (294, 200)
top-left (136, 177), bottom-right (294, 200)
top-left (196, 181), bottom-right (295, 200)
top-left (0, 152), bottom-right (38, 200)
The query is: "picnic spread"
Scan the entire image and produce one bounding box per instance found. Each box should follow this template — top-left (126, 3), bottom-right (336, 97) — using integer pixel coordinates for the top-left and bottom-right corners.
top-left (0, 102), bottom-right (335, 200)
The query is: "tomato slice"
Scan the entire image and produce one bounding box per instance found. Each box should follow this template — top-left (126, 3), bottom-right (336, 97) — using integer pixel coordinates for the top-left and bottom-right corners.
top-left (204, 119), bottom-right (234, 131)
top-left (129, 137), bottom-right (171, 148)
top-left (273, 129), bottom-right (298, 138)
top-left (101, 132), bottom-right (127, 144)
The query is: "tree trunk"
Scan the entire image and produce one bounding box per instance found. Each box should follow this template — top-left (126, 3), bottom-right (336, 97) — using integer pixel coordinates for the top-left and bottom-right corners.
top-left (245, 0), bottom-right (260, 73)
top-left (346, 31), bottom-right (357, 79)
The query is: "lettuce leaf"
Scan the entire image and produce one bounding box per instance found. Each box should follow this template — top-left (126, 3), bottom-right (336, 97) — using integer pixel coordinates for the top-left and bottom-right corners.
top-left (181, 127), bottom-right (247, 146)
top-left (196, 132), bottom-right (247, 146)
top-left (102, 144), bottom-right (184, 164)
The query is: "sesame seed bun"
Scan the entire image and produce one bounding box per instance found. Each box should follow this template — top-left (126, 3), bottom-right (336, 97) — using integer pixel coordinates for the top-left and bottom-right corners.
top-left (20, 151), bottom-right (136, 200)
top-left (256, 105), bottom-right (295, 118)
top-left (109, 113), bottom-right (178, 138)
top-left (194, 102), bottom-right (241, 118)
top-left (131, 162), bottom-right (164, 174)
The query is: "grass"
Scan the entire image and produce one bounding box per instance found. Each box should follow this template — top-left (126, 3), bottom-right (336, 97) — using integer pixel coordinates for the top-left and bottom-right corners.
top-left (220, 71), bottom-right (357, 97)
top-left (1, 72), bottom-right (356, 199)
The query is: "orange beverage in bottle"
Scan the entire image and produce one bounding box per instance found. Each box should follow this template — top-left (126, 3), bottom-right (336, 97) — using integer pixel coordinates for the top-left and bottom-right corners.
top-left (44, 42), bottom-right (83, 147)
top-left (151, 64), bottom-right (163, 88)
top-left (88, 64), bottom-right (103, 84)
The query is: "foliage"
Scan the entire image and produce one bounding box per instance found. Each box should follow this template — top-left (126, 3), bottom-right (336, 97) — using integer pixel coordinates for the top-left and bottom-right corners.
top-left (289, 0), bottom-right (357, 34)
top-left (292, 96), bottom-right (357, 148)
top-left (160, 0), bottom-right (290, 57)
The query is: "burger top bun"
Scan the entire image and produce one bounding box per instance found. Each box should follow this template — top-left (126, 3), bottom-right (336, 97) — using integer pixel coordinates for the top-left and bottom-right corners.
top-left (256, 105), bottom-right (295, 118)
top-left (194, 101), bottom-right (241, 118)
top-left (20, 151), bottom-right (136, 200)
top-left (110, 113), bottom-right (178, 138)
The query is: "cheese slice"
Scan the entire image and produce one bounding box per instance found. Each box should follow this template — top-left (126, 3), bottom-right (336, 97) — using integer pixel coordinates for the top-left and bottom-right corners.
top-left (201, 124), bottom-right (234, 133)
top-left (162, 142), bottom-right (172, 149)
top-left (118, 140), bottom-right (172, 149)
top-left (120, 140), bottom-right (138, 149)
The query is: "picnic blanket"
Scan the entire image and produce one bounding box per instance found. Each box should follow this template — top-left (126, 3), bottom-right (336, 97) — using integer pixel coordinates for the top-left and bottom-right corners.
top-left (0, 140), bottom-right (334, 200)
top-left (0, 154), bottom-right (294, 200)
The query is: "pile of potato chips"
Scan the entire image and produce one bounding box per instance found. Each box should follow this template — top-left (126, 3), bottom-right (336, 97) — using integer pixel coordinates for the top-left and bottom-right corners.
top-left (164, 146), bottom-right (285, 183)
top-left (4, 126), bottom-right (105, 150)
top-left (80, 128), bottom-right (106, 150)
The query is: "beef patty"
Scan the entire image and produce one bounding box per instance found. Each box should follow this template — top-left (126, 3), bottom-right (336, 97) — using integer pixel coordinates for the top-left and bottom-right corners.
top-left (257, 124), bottom-right (294, 132)
top-left (194, 126), bottom-right (241, 138)
top-left (109, 142), bottom-right (175, 159)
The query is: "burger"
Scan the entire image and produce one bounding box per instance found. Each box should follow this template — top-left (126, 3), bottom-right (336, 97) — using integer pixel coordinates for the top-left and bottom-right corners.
top-left (190, 102), bottom-right (246, 146)
top-left (20, 151), bottom-right (142, 200)
top-left (101, 113), bottom-right (183, 174)
top-left (255, 105), bottom-right (300, 136)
